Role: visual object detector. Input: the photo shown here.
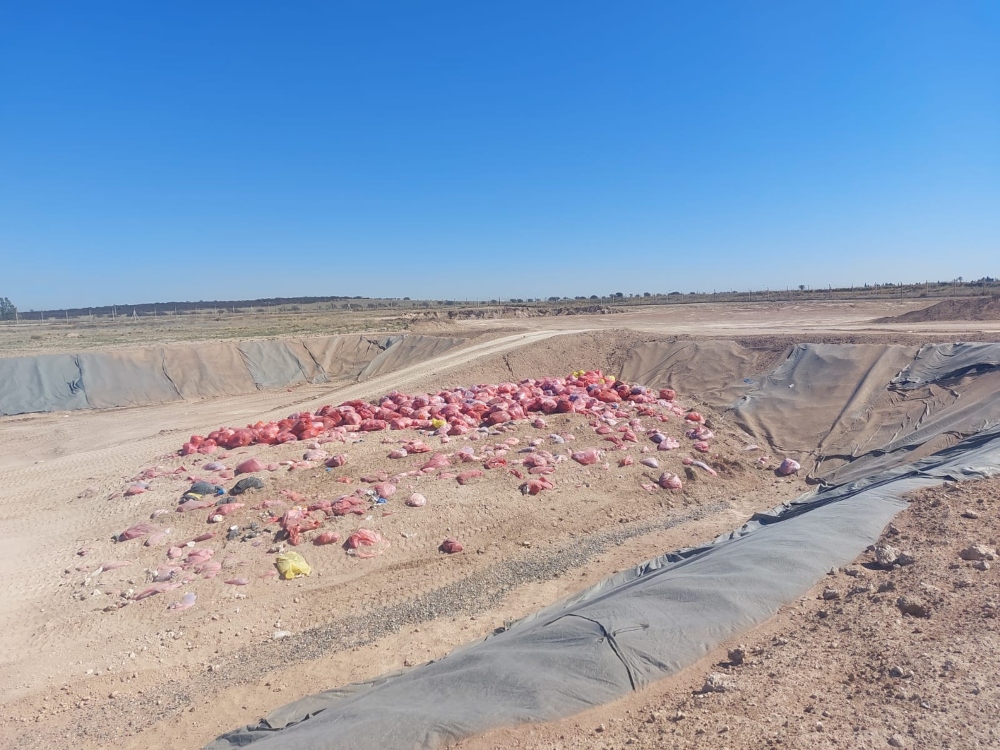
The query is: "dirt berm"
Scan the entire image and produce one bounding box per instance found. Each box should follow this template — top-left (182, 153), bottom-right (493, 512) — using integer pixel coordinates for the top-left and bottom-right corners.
top-left (876, 294), bottom-right (1000, 323)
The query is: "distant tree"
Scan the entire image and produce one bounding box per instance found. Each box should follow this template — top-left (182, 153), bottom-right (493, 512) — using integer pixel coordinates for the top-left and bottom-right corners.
top-left (798, 284), bottom-right (806, 291)
top-left (0, 297), bottom-right (17, 319)
top-left (548, 296), bottom-right (560, 302)
top-left (613, 292), bottom-right (624, 299)
top-left (643, 292), bottom-right (651, 297)
top-left (589, 294), bottom-right (599, 300)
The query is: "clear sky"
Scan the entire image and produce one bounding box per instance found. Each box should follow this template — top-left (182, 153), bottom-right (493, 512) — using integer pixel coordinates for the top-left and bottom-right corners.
top-left (2, 2), bottom-right (998, 310)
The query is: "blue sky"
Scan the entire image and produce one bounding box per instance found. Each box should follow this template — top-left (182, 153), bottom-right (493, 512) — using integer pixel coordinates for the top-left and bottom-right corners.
top-left (2, 2), bottom-right (998, 309)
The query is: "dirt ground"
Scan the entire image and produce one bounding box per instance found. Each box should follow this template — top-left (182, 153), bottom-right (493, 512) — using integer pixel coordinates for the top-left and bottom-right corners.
top-left (1, 302), bottom-right (998, 749)
top-left (6, 297), bottom-right (1000, 358)
top-left (877, 294), bottom-right (1000, 324)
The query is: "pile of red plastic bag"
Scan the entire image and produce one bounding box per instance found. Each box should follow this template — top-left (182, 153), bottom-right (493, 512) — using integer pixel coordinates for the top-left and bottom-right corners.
top-left (181, 371), bottom-right (696, 455)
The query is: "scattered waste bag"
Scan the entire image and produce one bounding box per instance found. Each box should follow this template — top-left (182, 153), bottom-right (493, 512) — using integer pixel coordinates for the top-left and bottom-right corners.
top-left (275, 551), bottom-right (311, 580)
top-left (206, 426), bottom-right (1000, 750)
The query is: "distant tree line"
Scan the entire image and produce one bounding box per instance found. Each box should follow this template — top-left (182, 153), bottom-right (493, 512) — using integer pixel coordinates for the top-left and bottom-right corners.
top-left (12, 276), bottom-right (1000, 321)
top-left (0, 296), bottom-right (16, 320)
top-left (29, 295), bottom-right (371, 318)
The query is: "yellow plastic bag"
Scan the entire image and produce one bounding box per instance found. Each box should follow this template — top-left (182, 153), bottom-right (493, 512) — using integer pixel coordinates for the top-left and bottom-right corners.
top-left (275, 551), bottom-right (312, 580)
top-left (430, 417), bottom-right (446, 429)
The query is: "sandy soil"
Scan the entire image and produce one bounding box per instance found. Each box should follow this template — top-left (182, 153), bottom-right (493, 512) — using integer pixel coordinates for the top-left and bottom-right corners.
top-left (1, 303), bottom-right (998, 749)
top-left (452, 300), bottom-right (1000, 338)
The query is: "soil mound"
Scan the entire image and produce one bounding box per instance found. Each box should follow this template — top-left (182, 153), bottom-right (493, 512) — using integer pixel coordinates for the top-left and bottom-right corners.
top-left (409, 304), bottom-right (623, 323)
top-left (876, 295), bottom-right (1000, 323)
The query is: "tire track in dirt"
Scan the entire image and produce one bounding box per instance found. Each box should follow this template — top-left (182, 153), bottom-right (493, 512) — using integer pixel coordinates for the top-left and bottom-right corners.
top-left (0, 330), bottom-right (571, 696)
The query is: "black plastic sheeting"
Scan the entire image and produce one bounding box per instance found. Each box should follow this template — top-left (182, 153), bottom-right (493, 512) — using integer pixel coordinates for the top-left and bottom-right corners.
top-left (0, 354), bottom-right (89, 414)
top-left (891, 342), bottom-right (1000, 389)
top-left (0, 335), bottom-right (431, 416)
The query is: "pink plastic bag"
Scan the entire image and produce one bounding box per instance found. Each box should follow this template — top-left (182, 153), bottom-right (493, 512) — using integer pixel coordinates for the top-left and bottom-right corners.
top-left (658, 472), bottom-right (683, 490)
top-left (313, 531), bottom-right (341, 545)
top-left (520, 477), bottom-right (555, 495)
top-left (571, 449), bottom-right (602, 466)
top-left (236, 458), bottom-right (265, 474)
top-left (421, 453), bottom-right (451, 471)
top-left (457, 469), bottom-right (484, 485)
top-left (330, 497), bottom-right (367, 516)
top-left (118, 522), bottom-right (156, 542)
top-left (346, 529), bottom-right (389, 558)
top-left (440, 538), bottom-right (463, 554)
top-left (373, 482), bottom-right (396, 498)
top-left (133, 581), bottom-right (182, 600)
top-left (777, 458), bottom-right (801, 476)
